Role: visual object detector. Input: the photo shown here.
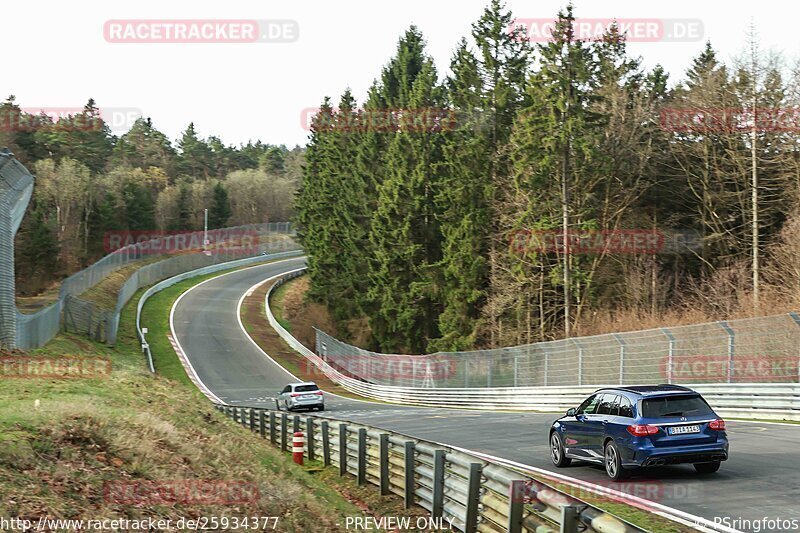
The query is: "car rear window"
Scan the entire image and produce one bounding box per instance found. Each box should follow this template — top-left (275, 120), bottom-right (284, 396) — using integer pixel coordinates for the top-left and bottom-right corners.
top-left (641, 394), bottom-right (713, 418)
top-left (294, 384), bottom-right (319, 392)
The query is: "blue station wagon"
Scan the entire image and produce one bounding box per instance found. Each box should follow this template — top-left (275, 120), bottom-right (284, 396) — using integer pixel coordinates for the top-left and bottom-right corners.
top-left (550, 385), bottom-right (729, 480)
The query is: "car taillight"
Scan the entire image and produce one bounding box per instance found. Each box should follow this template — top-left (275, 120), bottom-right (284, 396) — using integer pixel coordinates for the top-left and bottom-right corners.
top-left (627, 424), bottom-right (660, 436)
top-left (709, 419), bottom-right (726, 431)
top-left (315, 391), bottom-right (323, 396)
top-left (290, 393), bottom-right (300, 397)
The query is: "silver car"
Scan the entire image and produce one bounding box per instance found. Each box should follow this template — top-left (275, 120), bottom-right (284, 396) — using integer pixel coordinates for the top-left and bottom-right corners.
top-left (277, 382), bottom-right (325, 411)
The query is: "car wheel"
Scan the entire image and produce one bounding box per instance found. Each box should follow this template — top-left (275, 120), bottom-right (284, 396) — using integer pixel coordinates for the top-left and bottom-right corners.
top-left (318, 405), bottom-right (325, 412)
top-left (604, 441), bottom-right (630, 480)
top-left (550, 432), bottom-right (571, 467)
top-left (694, 461), bottom-right (721, 474)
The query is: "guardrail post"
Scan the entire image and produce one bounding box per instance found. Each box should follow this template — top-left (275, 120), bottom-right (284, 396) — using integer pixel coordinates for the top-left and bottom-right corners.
top-left (572, 339), bottom-right (583, 386)
top-left (791, 313), bottom-right (800, 382)
top-left (432, 449), bottom-right (445, 518)
top-left (613, 333), bottom-right (626, 384)
top-left (249, 409), bottom-right (256, 431)
top-left (339, 424), bottom-right (348, 476)
top-left (241, 408), bottom-right (248, 428)
top-left (661, 327), bottom-right (676, 384)
top-left (357, 428), bottom-right (367, 485)
top-left (513, 356), bottom-right (519, 387)
top-left (507, 480), bottom-right (524, 533)
top-left (464, 463), bottom-right (483, 533)
top-left (544, 351), bottom-right (549, 386)
top-left (321, 421), bottom-right (331, 466)
top-left (258, 411), bottom-right (266, 438)
top-left (719, 321), bottom-right (735, 383)
top-left (281, 413), bottom-right (288, 452)
top-left (293, 415), bottom-right (300, 434)
top-left (269, 412), bottom-right (277, 444)
top-left (379, 434), bottom-right (390, 495)
top-left (403, 441), bottom-right (415, 509)
top-left (561, 505), bottom-right (580, 533)
top-left (306, 417), bottom-right (315, 461)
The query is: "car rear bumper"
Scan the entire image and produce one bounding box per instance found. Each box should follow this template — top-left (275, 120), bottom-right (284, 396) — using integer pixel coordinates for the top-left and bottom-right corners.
top-left (289, 400), bottom-right (324, 408)
top-left (628, 443), bottom-right (729, 467)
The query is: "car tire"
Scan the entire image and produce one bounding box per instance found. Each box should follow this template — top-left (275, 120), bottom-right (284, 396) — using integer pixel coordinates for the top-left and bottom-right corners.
top-left (694, 461), bottom-right (721, 474)
top-left (550, 432), bottom-right (571, 467)
top-left (604, 441), bottom-right (630, 480)
top-left (318, 405), bottom-right (325, 412)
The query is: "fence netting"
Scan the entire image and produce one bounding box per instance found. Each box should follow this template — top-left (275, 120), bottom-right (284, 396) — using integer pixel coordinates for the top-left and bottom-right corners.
top-left (315, 312), bottom-right (800, 388)
top-left (15, 222), bottom-right (298, 348)
top-left (0, 149), bottom-right (34, 349)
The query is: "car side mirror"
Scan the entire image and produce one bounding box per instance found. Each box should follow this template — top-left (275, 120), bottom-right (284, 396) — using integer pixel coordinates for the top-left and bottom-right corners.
top-left (566, 408), bottom-right (576, 417)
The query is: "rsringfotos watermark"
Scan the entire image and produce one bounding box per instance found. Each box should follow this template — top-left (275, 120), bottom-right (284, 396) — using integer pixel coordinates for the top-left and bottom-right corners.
top-left (0, 107), bottom-right (142, 134)
top-left (103, 480), bottom-right (259, 505)
top-left (511, 18), bottom-right (703, 43)
top-left (709, 517), bottom-right (800, 532)
top-left (104, 20), bottom-right (299, 43)
top-left (663, 355), bottom-right (799, 383)
top-left (104, 229), bottom-right (261, 255)
top-left (661, 107), bottom-right (800, 133)
top-left (300, 107), bottom-right (494, 134)
top-left (0, 356), bottom-right (112, 380)
top-left (509, 229), bottom-right (702, 256)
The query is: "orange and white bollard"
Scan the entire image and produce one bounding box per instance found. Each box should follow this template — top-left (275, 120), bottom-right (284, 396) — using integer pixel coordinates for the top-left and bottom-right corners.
top-left (292, 431), bottom-right (305, 465)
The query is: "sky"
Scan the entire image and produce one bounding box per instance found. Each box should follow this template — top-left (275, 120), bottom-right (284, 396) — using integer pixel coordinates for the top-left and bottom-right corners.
top-left (2, 0), bottom-right (797, 148)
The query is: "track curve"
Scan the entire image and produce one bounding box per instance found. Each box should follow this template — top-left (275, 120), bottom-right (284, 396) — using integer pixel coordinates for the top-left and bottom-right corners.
top-left (171, 259), bottom-right (800, 530)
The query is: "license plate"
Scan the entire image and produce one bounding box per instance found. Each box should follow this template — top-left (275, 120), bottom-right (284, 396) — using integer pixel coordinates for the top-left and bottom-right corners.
top-left (302, 394), bottom-right (317, 399)
top-left (668, 425), bottom-right (700, 435)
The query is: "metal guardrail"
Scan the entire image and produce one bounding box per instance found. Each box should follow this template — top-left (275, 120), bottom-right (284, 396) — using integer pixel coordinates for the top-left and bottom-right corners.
top-left (266, 269), bottom-right (800, 421)
top-left (16, 222), bottom-right (296, 349)
top-left (135, 250), bottom-right (304, 373)
top-left (214, 403), bottom-right (645, 533)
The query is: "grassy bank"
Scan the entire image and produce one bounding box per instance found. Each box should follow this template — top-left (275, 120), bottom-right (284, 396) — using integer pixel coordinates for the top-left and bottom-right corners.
top-left (0, 268), bottom-right (374, 531)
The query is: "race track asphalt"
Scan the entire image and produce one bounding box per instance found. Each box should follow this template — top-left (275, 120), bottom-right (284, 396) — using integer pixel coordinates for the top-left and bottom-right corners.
top-left (171, 258), bottom-right (800, 531)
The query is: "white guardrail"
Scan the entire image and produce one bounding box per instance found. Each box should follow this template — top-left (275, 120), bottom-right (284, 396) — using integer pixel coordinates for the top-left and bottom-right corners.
top-left (267, 269), bottom-right (800, 422)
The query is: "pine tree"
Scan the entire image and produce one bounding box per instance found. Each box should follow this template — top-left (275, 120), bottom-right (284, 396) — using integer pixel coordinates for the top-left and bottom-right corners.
top-left (367, 29), bottom-right (444, 352)
top-left (177, 123), bottom-right (214, 179)
top-left (208, 182), bottom-right (232, 229)
top-left (169, 184), bottom-right (193, 231)
top-left (122, 181), bottom-right (156, 231)
top-left (429, 40), bottom-right (490, 351)
top-left (15, 201), bottom-right (61, 293)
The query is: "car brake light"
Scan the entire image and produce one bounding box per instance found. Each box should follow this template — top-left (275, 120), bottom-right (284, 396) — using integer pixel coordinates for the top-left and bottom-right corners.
top-left (627, 424), bottom-right (660, 436)
top-left (315, 391), bottom-right (323, 396)
top-left (290, 393), bottom-right (300, 397)
top-left (709, 419), bottom-right (726, 431)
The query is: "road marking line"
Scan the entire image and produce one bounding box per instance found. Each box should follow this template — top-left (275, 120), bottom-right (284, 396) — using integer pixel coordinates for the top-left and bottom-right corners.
top-left (168, 257), bottom-right (305, 407)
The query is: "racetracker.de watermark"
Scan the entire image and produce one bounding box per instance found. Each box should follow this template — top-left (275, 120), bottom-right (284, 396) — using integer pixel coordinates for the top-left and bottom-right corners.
top-left (511, 18), bottom-right (703, 42)
top-left (0, 107), bottom-right (142, 134)
top-left (104, 19), bottom-right (299, 43)
top-left (509, 229), bottom-right (701, 255)
top-left (300, 107), bottom-right (494, 134)
top-left (663, 355), bottom-right (800, 383)
top-left (0, 356), bottom-right (112, 380)
top-left (103, 480), bottom-right (259, 505)
top-left (661, 107), bottom-right (800, 133)
top-left (510, 478), bottom-right (702, 505)
top-left (103, 229), bottom-right (261, 255)
top-left (302, 355), bottom-right (457, 381)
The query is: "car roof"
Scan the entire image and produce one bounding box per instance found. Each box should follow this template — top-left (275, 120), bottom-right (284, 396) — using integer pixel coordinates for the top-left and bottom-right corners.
top-left (290, 382), bottom-right (318, 387)
top-left (595, 384), bottom-right (696, 396)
